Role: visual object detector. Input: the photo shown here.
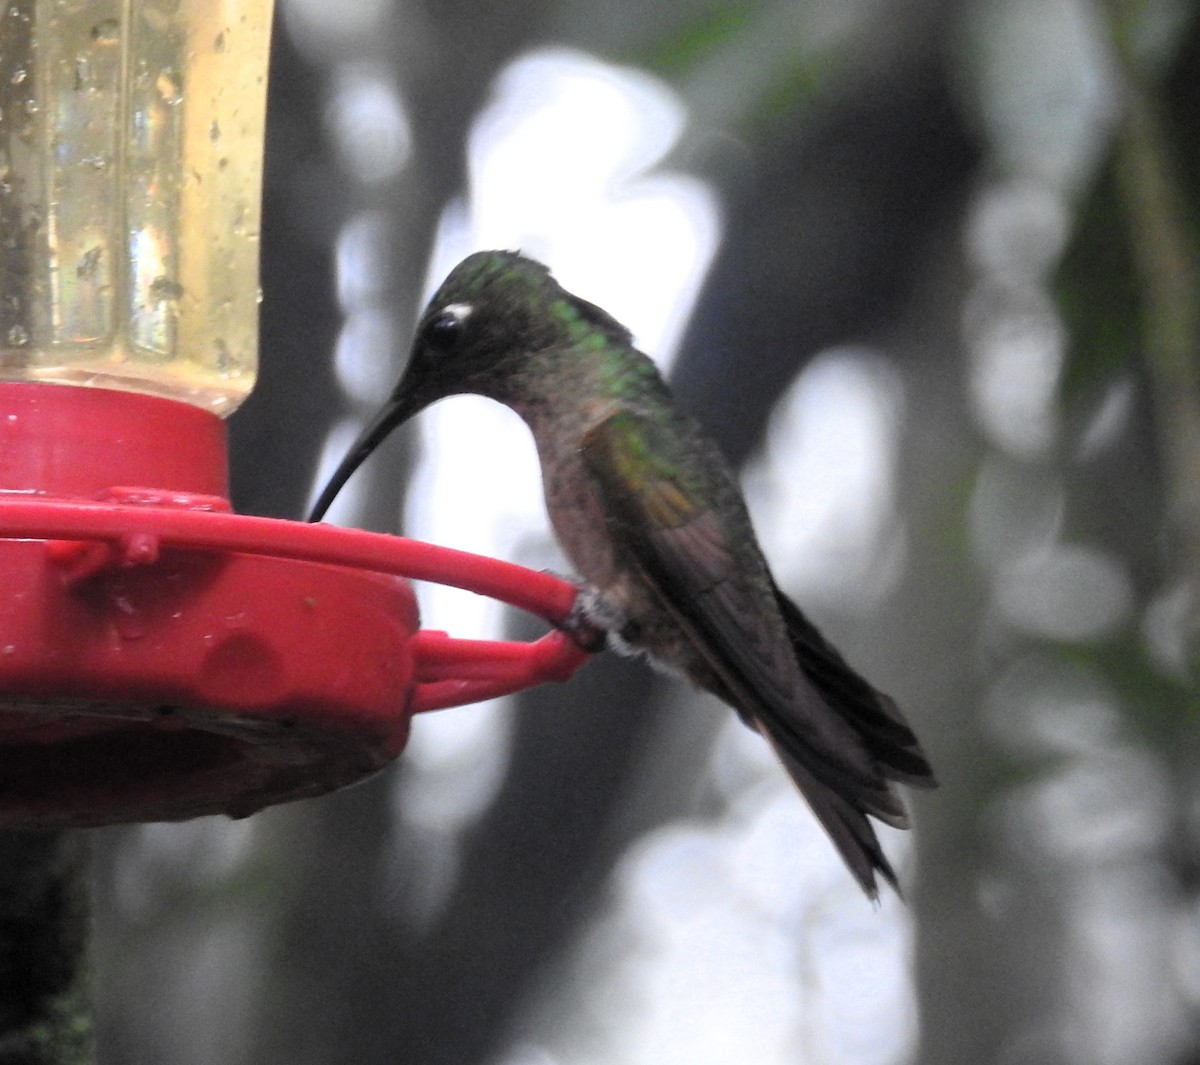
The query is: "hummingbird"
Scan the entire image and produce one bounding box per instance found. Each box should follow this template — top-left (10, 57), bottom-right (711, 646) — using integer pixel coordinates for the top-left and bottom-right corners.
top-left (309, 250), bottom-right (935, 899)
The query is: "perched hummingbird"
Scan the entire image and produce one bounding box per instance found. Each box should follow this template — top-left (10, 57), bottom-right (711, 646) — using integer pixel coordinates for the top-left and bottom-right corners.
top-left (310, 250), bottom-right (935, 898)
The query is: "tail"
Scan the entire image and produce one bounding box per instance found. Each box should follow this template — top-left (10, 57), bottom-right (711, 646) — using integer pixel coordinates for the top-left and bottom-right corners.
top-left (756, 588), bottom-right (936, 899)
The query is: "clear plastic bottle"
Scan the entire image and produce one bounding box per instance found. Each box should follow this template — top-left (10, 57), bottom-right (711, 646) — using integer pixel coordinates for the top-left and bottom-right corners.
top-left (0, 0), bottom-right (274, 416)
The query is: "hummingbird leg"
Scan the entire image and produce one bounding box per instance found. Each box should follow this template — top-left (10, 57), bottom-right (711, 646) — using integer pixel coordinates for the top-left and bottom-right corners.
top-left (559, 583), bottom-right (616, 654)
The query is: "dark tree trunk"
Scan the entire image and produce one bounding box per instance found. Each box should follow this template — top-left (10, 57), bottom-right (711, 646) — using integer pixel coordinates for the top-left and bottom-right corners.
top-left (0, 831), bottom-right (92, 1065)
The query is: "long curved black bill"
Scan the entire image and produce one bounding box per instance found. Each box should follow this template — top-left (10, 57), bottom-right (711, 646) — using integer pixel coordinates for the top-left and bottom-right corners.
top-left (307, 392), bottom-right (416, 523)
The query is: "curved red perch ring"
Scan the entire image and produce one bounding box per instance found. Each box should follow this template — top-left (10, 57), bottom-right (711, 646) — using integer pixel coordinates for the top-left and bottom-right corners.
top-left (0, 382), bottom-right (595, 825)
top-left (0, 496), bottom-right (592, 713)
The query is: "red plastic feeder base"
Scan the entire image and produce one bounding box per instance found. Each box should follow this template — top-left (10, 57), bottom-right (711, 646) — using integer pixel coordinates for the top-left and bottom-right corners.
top-left (0, 382), bottom-right (589, 826)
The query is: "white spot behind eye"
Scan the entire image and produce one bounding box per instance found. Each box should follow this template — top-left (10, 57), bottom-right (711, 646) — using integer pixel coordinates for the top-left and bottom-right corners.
top-left (442, 302), bottom-right (473, 324)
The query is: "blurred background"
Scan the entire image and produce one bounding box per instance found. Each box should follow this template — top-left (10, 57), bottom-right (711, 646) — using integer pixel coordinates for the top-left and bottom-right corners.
top-left (89, 0), bottom-right (1200, 1063)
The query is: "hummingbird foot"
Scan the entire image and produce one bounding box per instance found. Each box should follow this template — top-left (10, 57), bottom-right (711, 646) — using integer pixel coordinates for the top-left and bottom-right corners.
top-left (559, 584), bottom-right (617, 654)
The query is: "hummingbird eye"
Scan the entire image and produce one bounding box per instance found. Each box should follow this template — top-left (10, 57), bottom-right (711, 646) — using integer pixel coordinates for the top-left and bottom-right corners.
top-left (423, 302), bottom-right (472, 355)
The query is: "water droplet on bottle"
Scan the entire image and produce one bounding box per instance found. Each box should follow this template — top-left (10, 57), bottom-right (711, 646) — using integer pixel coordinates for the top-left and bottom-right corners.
top-left (6, 324), bottom-right (29, 346)
top-left (91, 18), bottom-right (120, 42)
top-left (214, 31), bottom-right (226, 53)
top-left (77, 246), bottom-right (103, 278)
top-left (156, 69), bottom-right (183, 106)
top-left (9, 68), bottom-right (26, 85)
top-left (210, 120), bottom-right (220, 142)
top-left (149, 276), bottom-right (184, 302)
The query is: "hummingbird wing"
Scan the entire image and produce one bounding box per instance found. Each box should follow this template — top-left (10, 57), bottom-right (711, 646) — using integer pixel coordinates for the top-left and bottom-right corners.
top-left (581, 410), bottom-right (927, 897)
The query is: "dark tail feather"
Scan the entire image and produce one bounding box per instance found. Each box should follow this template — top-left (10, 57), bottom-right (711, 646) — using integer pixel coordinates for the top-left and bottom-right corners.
top-left (758, 724), bottom-right (900, 900)
top-left (742, 587), bottom-right (938, 898)
top-left (773, 588), bottom-right (936, 789)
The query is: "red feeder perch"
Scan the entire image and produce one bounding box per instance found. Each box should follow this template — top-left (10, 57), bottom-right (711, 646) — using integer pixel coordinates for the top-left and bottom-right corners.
top-left (0, 383), bottom-right (590, 826)
top-left (0, 1), bottom-right (590, 827)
